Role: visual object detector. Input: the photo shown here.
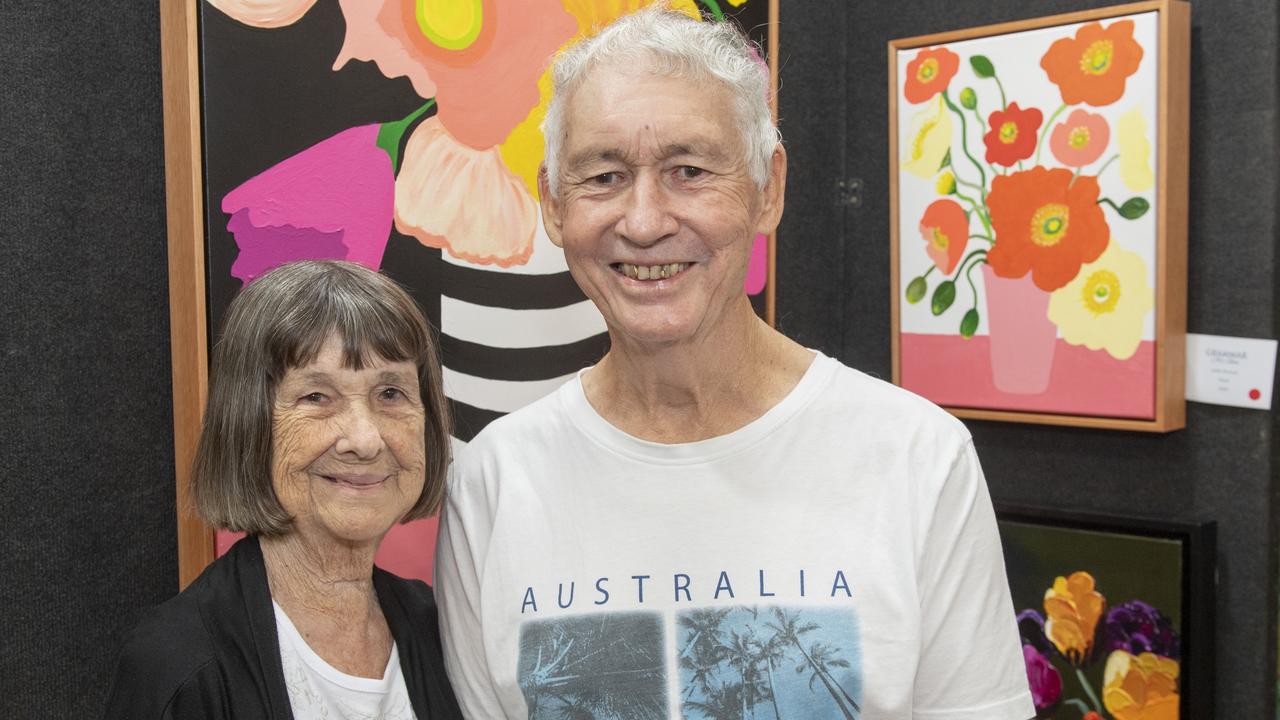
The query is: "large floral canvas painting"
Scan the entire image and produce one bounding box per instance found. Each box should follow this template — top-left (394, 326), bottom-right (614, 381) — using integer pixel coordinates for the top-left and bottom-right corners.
top-left (997, 507), bottom-right (1214, 720)
top-left (178, 0), bottom-right (777, 582)
top-left (889, 2), bottom-right (1188, 430)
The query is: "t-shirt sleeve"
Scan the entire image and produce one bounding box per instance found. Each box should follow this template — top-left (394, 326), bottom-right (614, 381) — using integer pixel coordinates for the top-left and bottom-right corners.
top-left (912, 439), bottom-right (1035, 720)
top-left (434, 469), bottom-right (508, 720)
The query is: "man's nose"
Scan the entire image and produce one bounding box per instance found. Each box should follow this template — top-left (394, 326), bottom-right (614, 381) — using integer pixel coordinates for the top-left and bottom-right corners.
top-left (616, 173), bottom-right (678, 246)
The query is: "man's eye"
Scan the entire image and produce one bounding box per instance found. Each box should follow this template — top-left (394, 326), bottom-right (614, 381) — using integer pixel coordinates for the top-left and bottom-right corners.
top-left (678, 166), bottom-right (706, 180)
top-left (591, 172), bottom-right (622, 185)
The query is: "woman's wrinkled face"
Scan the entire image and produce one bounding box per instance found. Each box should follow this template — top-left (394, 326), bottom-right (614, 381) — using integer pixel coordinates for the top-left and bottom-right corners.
top-left (270, 333), bottom-right (426, 547)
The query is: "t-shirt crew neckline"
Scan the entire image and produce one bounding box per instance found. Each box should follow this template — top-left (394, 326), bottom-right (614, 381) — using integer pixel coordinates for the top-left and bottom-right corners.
top-left (561, 350), bottom-right (835, 465)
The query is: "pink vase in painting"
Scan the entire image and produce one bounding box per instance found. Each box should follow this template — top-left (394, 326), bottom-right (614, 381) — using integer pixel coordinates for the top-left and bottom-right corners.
top-left (981, 264), bottom-right (1057, 394)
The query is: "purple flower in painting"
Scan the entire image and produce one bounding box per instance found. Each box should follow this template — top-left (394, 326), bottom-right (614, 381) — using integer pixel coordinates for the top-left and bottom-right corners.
top-left (1017, 608), bottom-right (1055, 657)
top-left (1104, 600), bottom-right (1180, 659)
top-left (1022, 644), bottom-right (1063, 715)
top-left (222, 124), bottom-right (394, 284)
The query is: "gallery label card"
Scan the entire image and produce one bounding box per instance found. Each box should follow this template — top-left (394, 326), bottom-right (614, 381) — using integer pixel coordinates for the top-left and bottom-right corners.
top-left (1185, 334), bottom-right (1277, 410)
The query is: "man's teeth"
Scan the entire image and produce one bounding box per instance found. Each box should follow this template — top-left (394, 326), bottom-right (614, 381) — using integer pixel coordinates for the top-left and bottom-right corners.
top-left (620, 262), bottom-right (688, 280)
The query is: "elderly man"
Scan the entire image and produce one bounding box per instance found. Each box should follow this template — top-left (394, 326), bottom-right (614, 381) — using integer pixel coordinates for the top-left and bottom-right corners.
top-left (436, 8), bottom-right (1034, 720)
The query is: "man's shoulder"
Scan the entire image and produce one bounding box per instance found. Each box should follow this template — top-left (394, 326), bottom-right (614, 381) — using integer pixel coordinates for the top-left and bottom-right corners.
top-left (817, 356), bottom-right (972, 443)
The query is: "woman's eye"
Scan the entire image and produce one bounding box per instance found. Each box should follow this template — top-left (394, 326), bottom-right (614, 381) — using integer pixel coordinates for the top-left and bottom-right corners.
top-left (300, 392), bottom-right (326, 404)
top-left (379, 387), bottom-right (406, 401)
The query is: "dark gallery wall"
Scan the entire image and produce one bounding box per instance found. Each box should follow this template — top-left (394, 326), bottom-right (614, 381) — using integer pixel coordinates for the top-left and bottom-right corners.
top-left (0, 0), bottom-right (1274, 718)
top-left (776, 0), bottom-right (1279, 718)
top-left (0, 2), bottom-right (177, 718)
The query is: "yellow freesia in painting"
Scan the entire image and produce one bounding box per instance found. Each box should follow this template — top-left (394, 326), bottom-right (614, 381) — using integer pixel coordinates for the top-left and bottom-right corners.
top-left (1047, 242), bottom-right (1154, 360)
top-left (1103, 650), bottom-right (1180, 720)
top-left (1118, 108), bottom-right (1154, 192)
top-left (1043, 571), bottom-right (1106, 665)
top-left (902, 94), bottom-right (953, 179)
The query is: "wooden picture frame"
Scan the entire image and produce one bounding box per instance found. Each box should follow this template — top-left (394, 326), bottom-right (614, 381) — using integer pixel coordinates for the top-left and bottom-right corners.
top-left (888, 1), bottom-right (1188, 431)
top-left (160, 1), bottom-right (780, 589)
top-left (996, 505), bottom-right (1215, 719)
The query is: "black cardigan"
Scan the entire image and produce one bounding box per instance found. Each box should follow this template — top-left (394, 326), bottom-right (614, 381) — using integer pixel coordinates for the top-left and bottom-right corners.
top-left (102, 536), bottom-right (462, 719)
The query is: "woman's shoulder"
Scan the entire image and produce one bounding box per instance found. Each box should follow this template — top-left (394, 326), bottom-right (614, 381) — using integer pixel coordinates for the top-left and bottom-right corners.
top-left (103, 589), bottom-right (222, 717)
top-left (373, 567), bottom-right (438, 618)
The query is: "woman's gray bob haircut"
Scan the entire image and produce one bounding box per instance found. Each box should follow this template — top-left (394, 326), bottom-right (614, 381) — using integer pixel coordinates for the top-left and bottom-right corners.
top-left (541, 6), bottom-right (779, 197)
top-left (192, 260), bottom-right (452, 536)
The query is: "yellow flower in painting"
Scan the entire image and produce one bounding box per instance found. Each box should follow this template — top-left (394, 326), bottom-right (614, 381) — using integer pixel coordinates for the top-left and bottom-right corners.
top-left (935, 171), bottom-right (956, 195)
top-left (1103, 650), bottom-right (1180, 720)
top-left (902, 94), bottom-right (953, 179)
top-left (1047, 242), bottom-right (1154, 360)
top-left (499, 0), bottom-right (701, 200)
top-left (1043, 571), bottom-right (1106, 665)
top-left (1118, 108), bottom-right (1154, 192)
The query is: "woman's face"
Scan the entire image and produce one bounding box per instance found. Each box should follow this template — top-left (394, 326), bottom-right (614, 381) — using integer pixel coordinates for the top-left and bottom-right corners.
top-left (270, 333), bottom-right (426, 548)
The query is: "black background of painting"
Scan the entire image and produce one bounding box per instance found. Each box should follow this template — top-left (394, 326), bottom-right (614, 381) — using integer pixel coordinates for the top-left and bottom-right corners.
top-left (0, 0), bottom-right (1275, 718)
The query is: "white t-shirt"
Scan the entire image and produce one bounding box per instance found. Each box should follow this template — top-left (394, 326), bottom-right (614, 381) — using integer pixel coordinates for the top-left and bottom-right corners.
top-left (436, 353), bottom-right (1034, 720)
top-left (273, 602), bottom-right (417, 720)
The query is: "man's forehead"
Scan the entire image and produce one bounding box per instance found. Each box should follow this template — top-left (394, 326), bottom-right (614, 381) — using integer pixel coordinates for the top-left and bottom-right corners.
top-left (565, 138), bottom-right (729, 168)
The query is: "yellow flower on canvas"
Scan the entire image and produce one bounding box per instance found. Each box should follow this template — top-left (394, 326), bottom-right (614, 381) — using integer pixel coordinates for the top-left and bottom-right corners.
top-left (1048, 242), bottom-right (1154, 360)
top-left (902, 94), bottom-right (953, 179)
top-left (1103, 650), bottom-right (1180, 720)
top-left (1118, 107), bottom-right (1154, 192)
top-left (1043, 571), bottom-right (1106, 665)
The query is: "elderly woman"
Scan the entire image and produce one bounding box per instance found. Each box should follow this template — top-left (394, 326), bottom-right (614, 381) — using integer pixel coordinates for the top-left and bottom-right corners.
top-left (104, 261), bottom-right (462, 719)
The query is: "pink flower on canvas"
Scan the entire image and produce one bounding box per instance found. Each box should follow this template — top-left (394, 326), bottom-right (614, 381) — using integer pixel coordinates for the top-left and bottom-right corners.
top-left (1050, 109), bottom-right (1111, 167)
top-left (222, 124), bottom-right (394, 284)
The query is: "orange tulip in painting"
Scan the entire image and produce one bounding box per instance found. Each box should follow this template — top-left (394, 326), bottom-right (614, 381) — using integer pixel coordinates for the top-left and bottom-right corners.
top-left (903, 47), bottom-right (960, 103)
top-left (1043, 571), bottom-right (1106, 666)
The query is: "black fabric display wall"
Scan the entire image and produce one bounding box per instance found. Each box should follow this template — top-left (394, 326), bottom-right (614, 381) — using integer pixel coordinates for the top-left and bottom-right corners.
top-left (0, 0), bottom-right (1275, 717)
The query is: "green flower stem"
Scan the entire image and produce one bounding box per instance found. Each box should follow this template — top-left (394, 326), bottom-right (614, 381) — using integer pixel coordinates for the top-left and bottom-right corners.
top-left (1064, 699), bottom-right (1092, 716)
top-left (963, 252), bottom-right (984, 305)
top-left (969, 233), bottom-right (993, 244)
top-left (953, 248), bottom-right (988, 281)
top-left (942, 90), bottom-right (987, 199)
top-left (921, 265), bottom-right (936, 279)
top-left (1075, 668), bottom-right (1105, 714)
top-left (1098, 197), bottom-right (1124, 214)
top-left (992, 75), bottom-right (1008, 110)
top-left (376, 99), bottom-right (436, 172)
top-left (697, 0), bottom-right (725, 20)
top-left (1034, 102), bottom-right (1069, 166)
top-left (1094, 153), bottom-right (1119, 179)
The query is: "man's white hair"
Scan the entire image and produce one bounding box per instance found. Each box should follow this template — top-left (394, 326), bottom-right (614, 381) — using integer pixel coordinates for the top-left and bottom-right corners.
top-left (541, 6), bottom-right (780, 197)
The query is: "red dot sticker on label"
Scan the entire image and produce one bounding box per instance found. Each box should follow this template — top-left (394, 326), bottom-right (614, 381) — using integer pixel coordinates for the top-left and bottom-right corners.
top-left (1249, 388), bottom-right (1262, 401)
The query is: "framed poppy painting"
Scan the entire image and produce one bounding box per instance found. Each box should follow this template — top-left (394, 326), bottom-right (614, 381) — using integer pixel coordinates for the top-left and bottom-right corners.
top-left (996, 505), bottom-right (1215, 720)
top-left (889, 1), bottom-right (1189, 431)
top-left (159, 0), bottom-right (779, 587)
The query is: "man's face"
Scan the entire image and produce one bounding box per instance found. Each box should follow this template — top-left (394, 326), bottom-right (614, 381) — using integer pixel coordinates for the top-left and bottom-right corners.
top-left (541, 65), bottom-right (785, 348)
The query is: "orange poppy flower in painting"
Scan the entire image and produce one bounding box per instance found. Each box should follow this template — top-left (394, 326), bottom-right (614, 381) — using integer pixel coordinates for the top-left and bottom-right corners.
top-left (986, 167), bottom-right (1110, 292)
top-left (1043, 571), bottom-right (1106, 666)
top-left (1050, 109), bottom-right (1110, 167)
top-left (1041, 20), bottom-right (1144, 107)
top-left (919, 199), bottom-right (969, 274)
top-left (983, 102), bottom-right (1043, 167)
top-left (904, 47), bottom-right (960, 103)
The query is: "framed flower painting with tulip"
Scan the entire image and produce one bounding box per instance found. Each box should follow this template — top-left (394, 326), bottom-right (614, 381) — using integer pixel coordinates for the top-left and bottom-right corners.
top-left (996, 506), bottom-right (1215, 720)
top-left (159, 0), bottom-right (777, 588)
top-left (889, 1), bottom-right (1189, 431)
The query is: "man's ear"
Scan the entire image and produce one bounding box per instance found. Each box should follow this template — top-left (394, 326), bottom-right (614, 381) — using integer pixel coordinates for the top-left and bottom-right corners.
top-left (753, 143), bottom-right (787, 237)
top-left (538, 166), bottom-right (565, 248)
